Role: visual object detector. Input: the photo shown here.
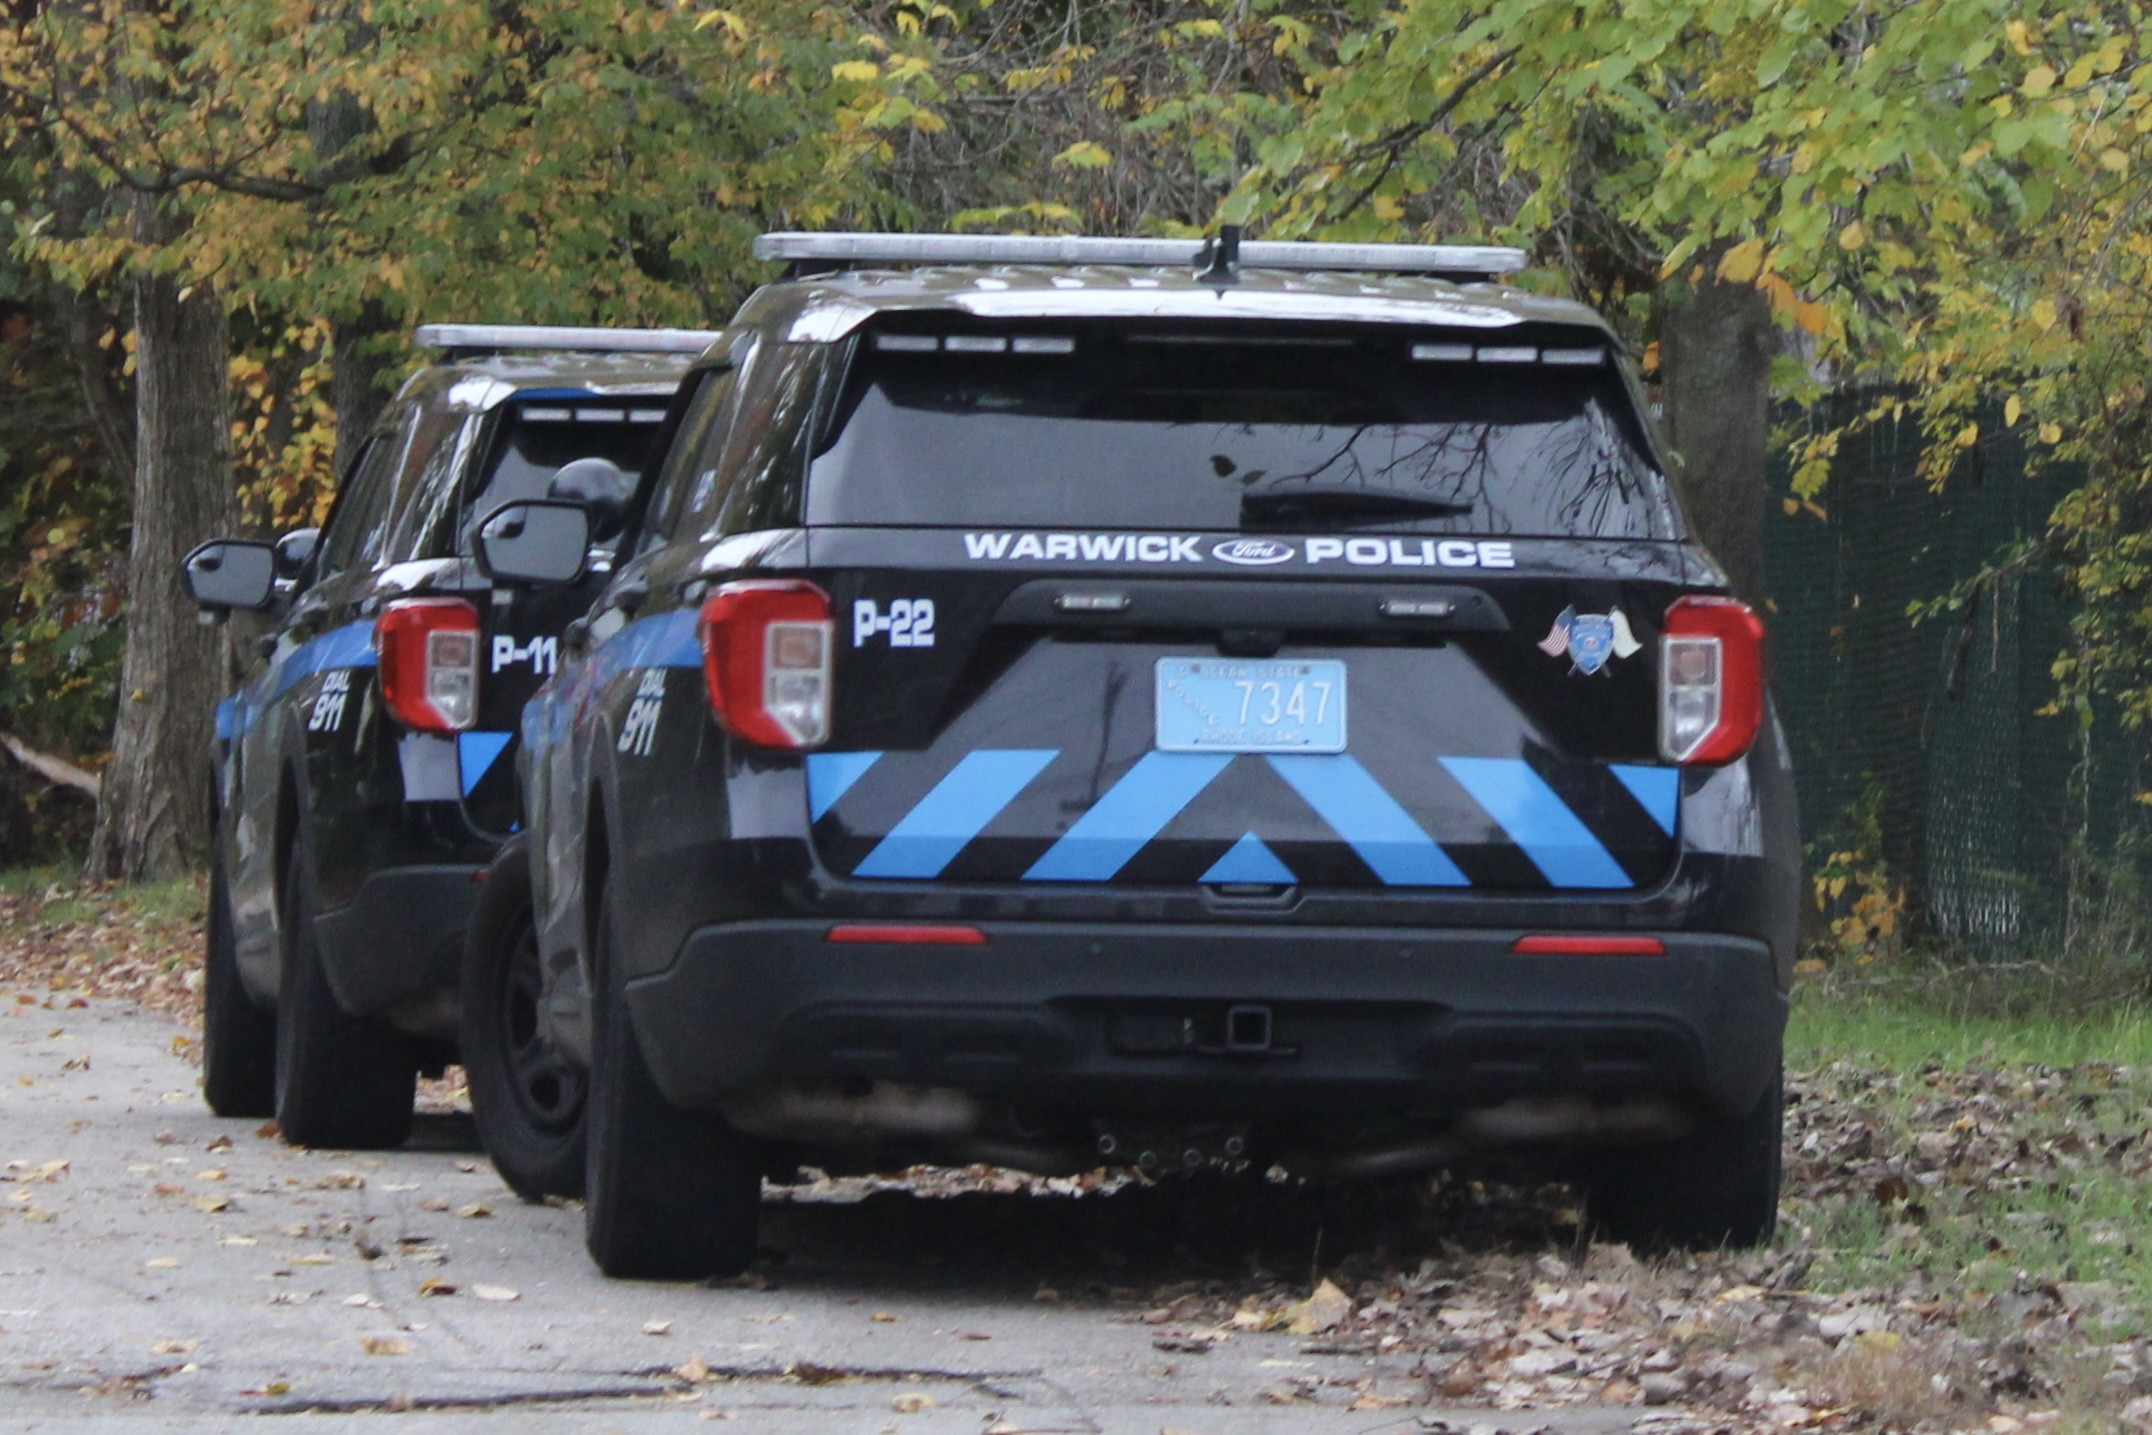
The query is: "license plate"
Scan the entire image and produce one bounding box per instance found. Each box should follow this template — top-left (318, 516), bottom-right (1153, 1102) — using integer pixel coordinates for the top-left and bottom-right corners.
top-left (1154, 658), bottom-right (1347, 754)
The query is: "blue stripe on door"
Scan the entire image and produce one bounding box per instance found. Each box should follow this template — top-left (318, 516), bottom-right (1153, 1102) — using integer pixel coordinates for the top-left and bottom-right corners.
top-left (1609, 764), bottom-right (1680, 836)
top-left (1201, 831), bottom-right (1297, 885)
top-left (1266, 755), bottom-right (1469, 887)
top-left (457, 731), bottom-right (514, 796)
top-left (1439, 757), bottom-right (1631, 888)
top-left (853, 749), bottom-right (1059, 879)
top-left (1025, 752), bottom-right (1232, 882)
top-left (806, 751), bottom-right (883, 820)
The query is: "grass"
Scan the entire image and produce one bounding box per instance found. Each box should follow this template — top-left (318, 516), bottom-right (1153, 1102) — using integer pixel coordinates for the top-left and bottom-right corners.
top-left (1783, 967), bottom-right (2152, 1426)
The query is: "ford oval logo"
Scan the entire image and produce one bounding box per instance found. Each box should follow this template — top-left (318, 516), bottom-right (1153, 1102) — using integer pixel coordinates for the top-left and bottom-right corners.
top-left (1211, 538), bottom-right (1295, 567)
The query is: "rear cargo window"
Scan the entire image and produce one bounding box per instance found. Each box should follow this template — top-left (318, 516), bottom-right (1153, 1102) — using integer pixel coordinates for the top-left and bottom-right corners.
top-left (805, 324), bottom-right (1676, 539)
top-left (456, 400), bottom-right (671, 552)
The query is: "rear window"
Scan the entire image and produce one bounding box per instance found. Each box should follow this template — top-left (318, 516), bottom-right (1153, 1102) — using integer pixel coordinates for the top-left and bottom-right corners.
top-left (805, 323), bottom-right (1676, 539)
top-left (454, 399), bottom-right (671, 550)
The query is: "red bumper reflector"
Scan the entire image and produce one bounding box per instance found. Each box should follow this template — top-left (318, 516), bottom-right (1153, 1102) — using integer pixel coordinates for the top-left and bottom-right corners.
top-left (1510, 935), bottom-right (1666, 956)
top-left (826, 923), bottom-right (988, 946)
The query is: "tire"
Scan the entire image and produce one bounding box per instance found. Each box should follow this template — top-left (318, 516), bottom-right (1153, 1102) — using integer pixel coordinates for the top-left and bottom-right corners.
top-left (463, 836), bottom-right (587, 1200)
top-left (201, 849), bottom-right (277, 1118)
top-left (1587, 1064), bottom-right (1783, 1252)
top-left (583, 892), bottom-right (761, 1280)
top-left (273, 845), bottom-right (417, 1150)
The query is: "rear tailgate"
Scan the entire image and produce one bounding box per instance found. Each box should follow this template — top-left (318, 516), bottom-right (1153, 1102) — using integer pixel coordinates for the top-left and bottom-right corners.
top-left (797, 315), bottom-right (1694, 894)
top-left (805, 533), bottom-right (1687, 893)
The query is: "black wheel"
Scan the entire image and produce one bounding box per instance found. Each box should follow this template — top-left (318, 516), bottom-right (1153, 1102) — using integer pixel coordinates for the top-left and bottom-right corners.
top-left (463, 836), bottom-right (586, 1200)
top-left (274, 845), bottom-right (416, 1150)
top-left (201, 848), bottom-right (276, 1118)
top-left (1587, 1063), bottom-right (1783, 1252)
top-left (584, 892), bottom-right (761, 1280)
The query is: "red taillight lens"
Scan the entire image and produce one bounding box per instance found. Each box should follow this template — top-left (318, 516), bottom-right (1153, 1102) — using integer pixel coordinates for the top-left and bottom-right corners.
top-left (1510, 934), bottom-right (1667, 955)
top-left (698, 580), bottom-right (833, 750)
top-left (1659, 595), bottom-right (1764, 765)
top-left (374, 598), bottom-right (481, 733)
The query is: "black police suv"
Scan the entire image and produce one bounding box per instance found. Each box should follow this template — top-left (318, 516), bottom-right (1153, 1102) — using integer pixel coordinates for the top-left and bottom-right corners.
top-left (182, 324), bottom-right (711, 1152)
top-left (475, 232), bottom-right (1800, 1278)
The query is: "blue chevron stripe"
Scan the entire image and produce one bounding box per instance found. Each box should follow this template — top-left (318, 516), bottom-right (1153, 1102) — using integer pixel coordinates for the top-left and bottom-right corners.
top-left (458, 731), bottom-right (514, 796)
top-left (854, 749), bottom-right (1059, 879)
top-left (1202, 831), bottom-right (1296, 885)
top-left (1439, 757), bottom-right (1631, 888)
top-left (1266, 755), bottom-right (1469, 887)
top-left (1610, 764), bottom-right (1680, 836)
top-left (807, 751), bottom-right (883, 820)
top-left (1025, 752), bottom-right (1232, 882)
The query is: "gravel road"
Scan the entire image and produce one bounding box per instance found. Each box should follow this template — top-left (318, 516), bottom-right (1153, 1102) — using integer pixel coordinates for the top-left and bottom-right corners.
top-left (0, 990), bottom-right (1654, 1434)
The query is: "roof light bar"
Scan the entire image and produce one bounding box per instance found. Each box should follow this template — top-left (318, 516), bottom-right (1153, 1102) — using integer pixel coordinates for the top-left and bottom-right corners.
top-left (755, 232), bottom-right (1527, 280)
top-left (415, 324), bottom-right (724, 356)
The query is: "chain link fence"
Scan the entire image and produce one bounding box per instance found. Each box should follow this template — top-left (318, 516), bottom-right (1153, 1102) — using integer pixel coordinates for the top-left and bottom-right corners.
top-left (1764, 395), bottom-right (2148, 946)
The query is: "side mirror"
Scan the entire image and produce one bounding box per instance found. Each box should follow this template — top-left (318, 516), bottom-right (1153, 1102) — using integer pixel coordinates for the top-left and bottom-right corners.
top-left (182, 539), bottom-right (277, 612)
top-left (274, 527), bottom-right (320, 578)
top-left (474, 500), bottom-right (590, 586)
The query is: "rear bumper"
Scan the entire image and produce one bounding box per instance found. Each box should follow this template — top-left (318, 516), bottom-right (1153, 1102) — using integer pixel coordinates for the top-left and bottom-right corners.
top-left (625, 921), bottom-right (1785, 1123)
top-left (313, 864), bottom-right (481, 1018)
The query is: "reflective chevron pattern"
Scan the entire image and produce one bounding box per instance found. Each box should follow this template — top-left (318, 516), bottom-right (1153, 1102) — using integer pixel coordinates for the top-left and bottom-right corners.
top-left (807, 747), bottom-right (1680, 891)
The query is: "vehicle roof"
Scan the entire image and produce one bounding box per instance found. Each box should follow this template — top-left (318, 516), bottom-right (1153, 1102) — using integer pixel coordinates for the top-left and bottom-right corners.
top-left (729, 264), bottom-right (1615, 347)
top-left (391, 350), bottom-right (699, 420)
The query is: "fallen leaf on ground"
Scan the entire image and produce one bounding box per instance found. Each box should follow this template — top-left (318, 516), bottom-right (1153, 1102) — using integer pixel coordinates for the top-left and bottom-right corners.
top-left (453, 1203), bottom-right (492, 1219)
top-left (418, 1277), bottom-right (458, 1297)
top-left (1282, 1279), bottom-right (1352, 1335)
top-left (643, 1319), bottom-right (673, 1335)
top-left (360, 1336), bottom-right (409, 1356)
top-left (145, 1257), bottom-right (180, 1269)
top-left (891, 1392), bottom-right (934, 1413)
top-left (472, 1284), bottom-right (519, 1302)
top-left (150, 1339), bottom-right (198, 1354)
top-left (673, 1355), bottom-right (713, 1383)
top-left (190, 1193), bottom-right (229, 1213)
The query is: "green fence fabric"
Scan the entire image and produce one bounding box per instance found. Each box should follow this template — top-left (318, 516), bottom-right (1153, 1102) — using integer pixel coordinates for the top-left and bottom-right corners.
top-left (1763, 396), bottom-right (2142, 945)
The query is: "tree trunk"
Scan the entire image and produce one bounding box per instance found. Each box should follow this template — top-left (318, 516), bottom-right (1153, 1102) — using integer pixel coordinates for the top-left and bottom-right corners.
top-left (309, 82), bottom-right (397, 473)
top-left (1660, 266), bottom-right (1776, 602)
top-left (328, 303), bottom-right (397, 475)
top-left (86, 201), bottom-right (235, 882)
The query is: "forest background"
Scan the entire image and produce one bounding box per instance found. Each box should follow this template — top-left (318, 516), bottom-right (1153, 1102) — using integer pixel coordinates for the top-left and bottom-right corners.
top-left (0, 0), bottom-right (2147, 959)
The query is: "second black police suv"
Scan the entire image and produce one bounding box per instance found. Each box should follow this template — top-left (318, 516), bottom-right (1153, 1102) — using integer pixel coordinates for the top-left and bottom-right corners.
top-left (476, 232), bottom-right (1801, 1278)
top-left (183, 325), bottom-right (710, 1153)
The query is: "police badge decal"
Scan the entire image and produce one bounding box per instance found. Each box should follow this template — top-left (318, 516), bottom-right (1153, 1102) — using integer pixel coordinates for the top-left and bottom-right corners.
top-left (1538, 605), bottom-right (1642, 675)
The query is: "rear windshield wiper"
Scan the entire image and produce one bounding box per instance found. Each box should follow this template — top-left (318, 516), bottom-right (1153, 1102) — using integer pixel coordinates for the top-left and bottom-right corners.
top-left (1240, 489), bottom-right (1474, 528)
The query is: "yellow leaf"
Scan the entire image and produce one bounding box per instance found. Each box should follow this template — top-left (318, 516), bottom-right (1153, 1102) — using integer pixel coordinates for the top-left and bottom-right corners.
top-left (1837, 220), bottom-right (1866, 251)
top-left (1372, 194), bottom-right (1404, 221)
top-left (1794, 300), bottom-right (1829, 336)
top-left (2039, 422), bottom-right (2063, 444)
top-left (2005, 19), bottom-right (2032, 55)
top-left (360, 1336), bottom-right (409, 1356)
top-left (2099, 148), bottom-right (2130, 174)
top-left (2004, 396), bottom-right (2022, 427)
top-left (1053, 140), bottom-right (1112, 169)
top-left (830, 60), bottom-right (881, 81)
top-left (1782, 498), bottom-right (1800, 516)
top-left (1715, 239), bottom-right (1764, 284)
top-left (2023, 64), bottom-right (2057, 97)
top-left (1955, 423), bottom-right (1980, 448)
top-left (2030, 297), bottom-right (2058, 330)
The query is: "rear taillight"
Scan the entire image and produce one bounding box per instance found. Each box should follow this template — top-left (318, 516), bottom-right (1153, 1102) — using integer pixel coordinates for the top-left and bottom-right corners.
top-left (374, 598), bottom-right (481, 733)
top-left (1659, 595), bottom-right (1765, 764)
top-left (698, 580), bottom-right (833, 750)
